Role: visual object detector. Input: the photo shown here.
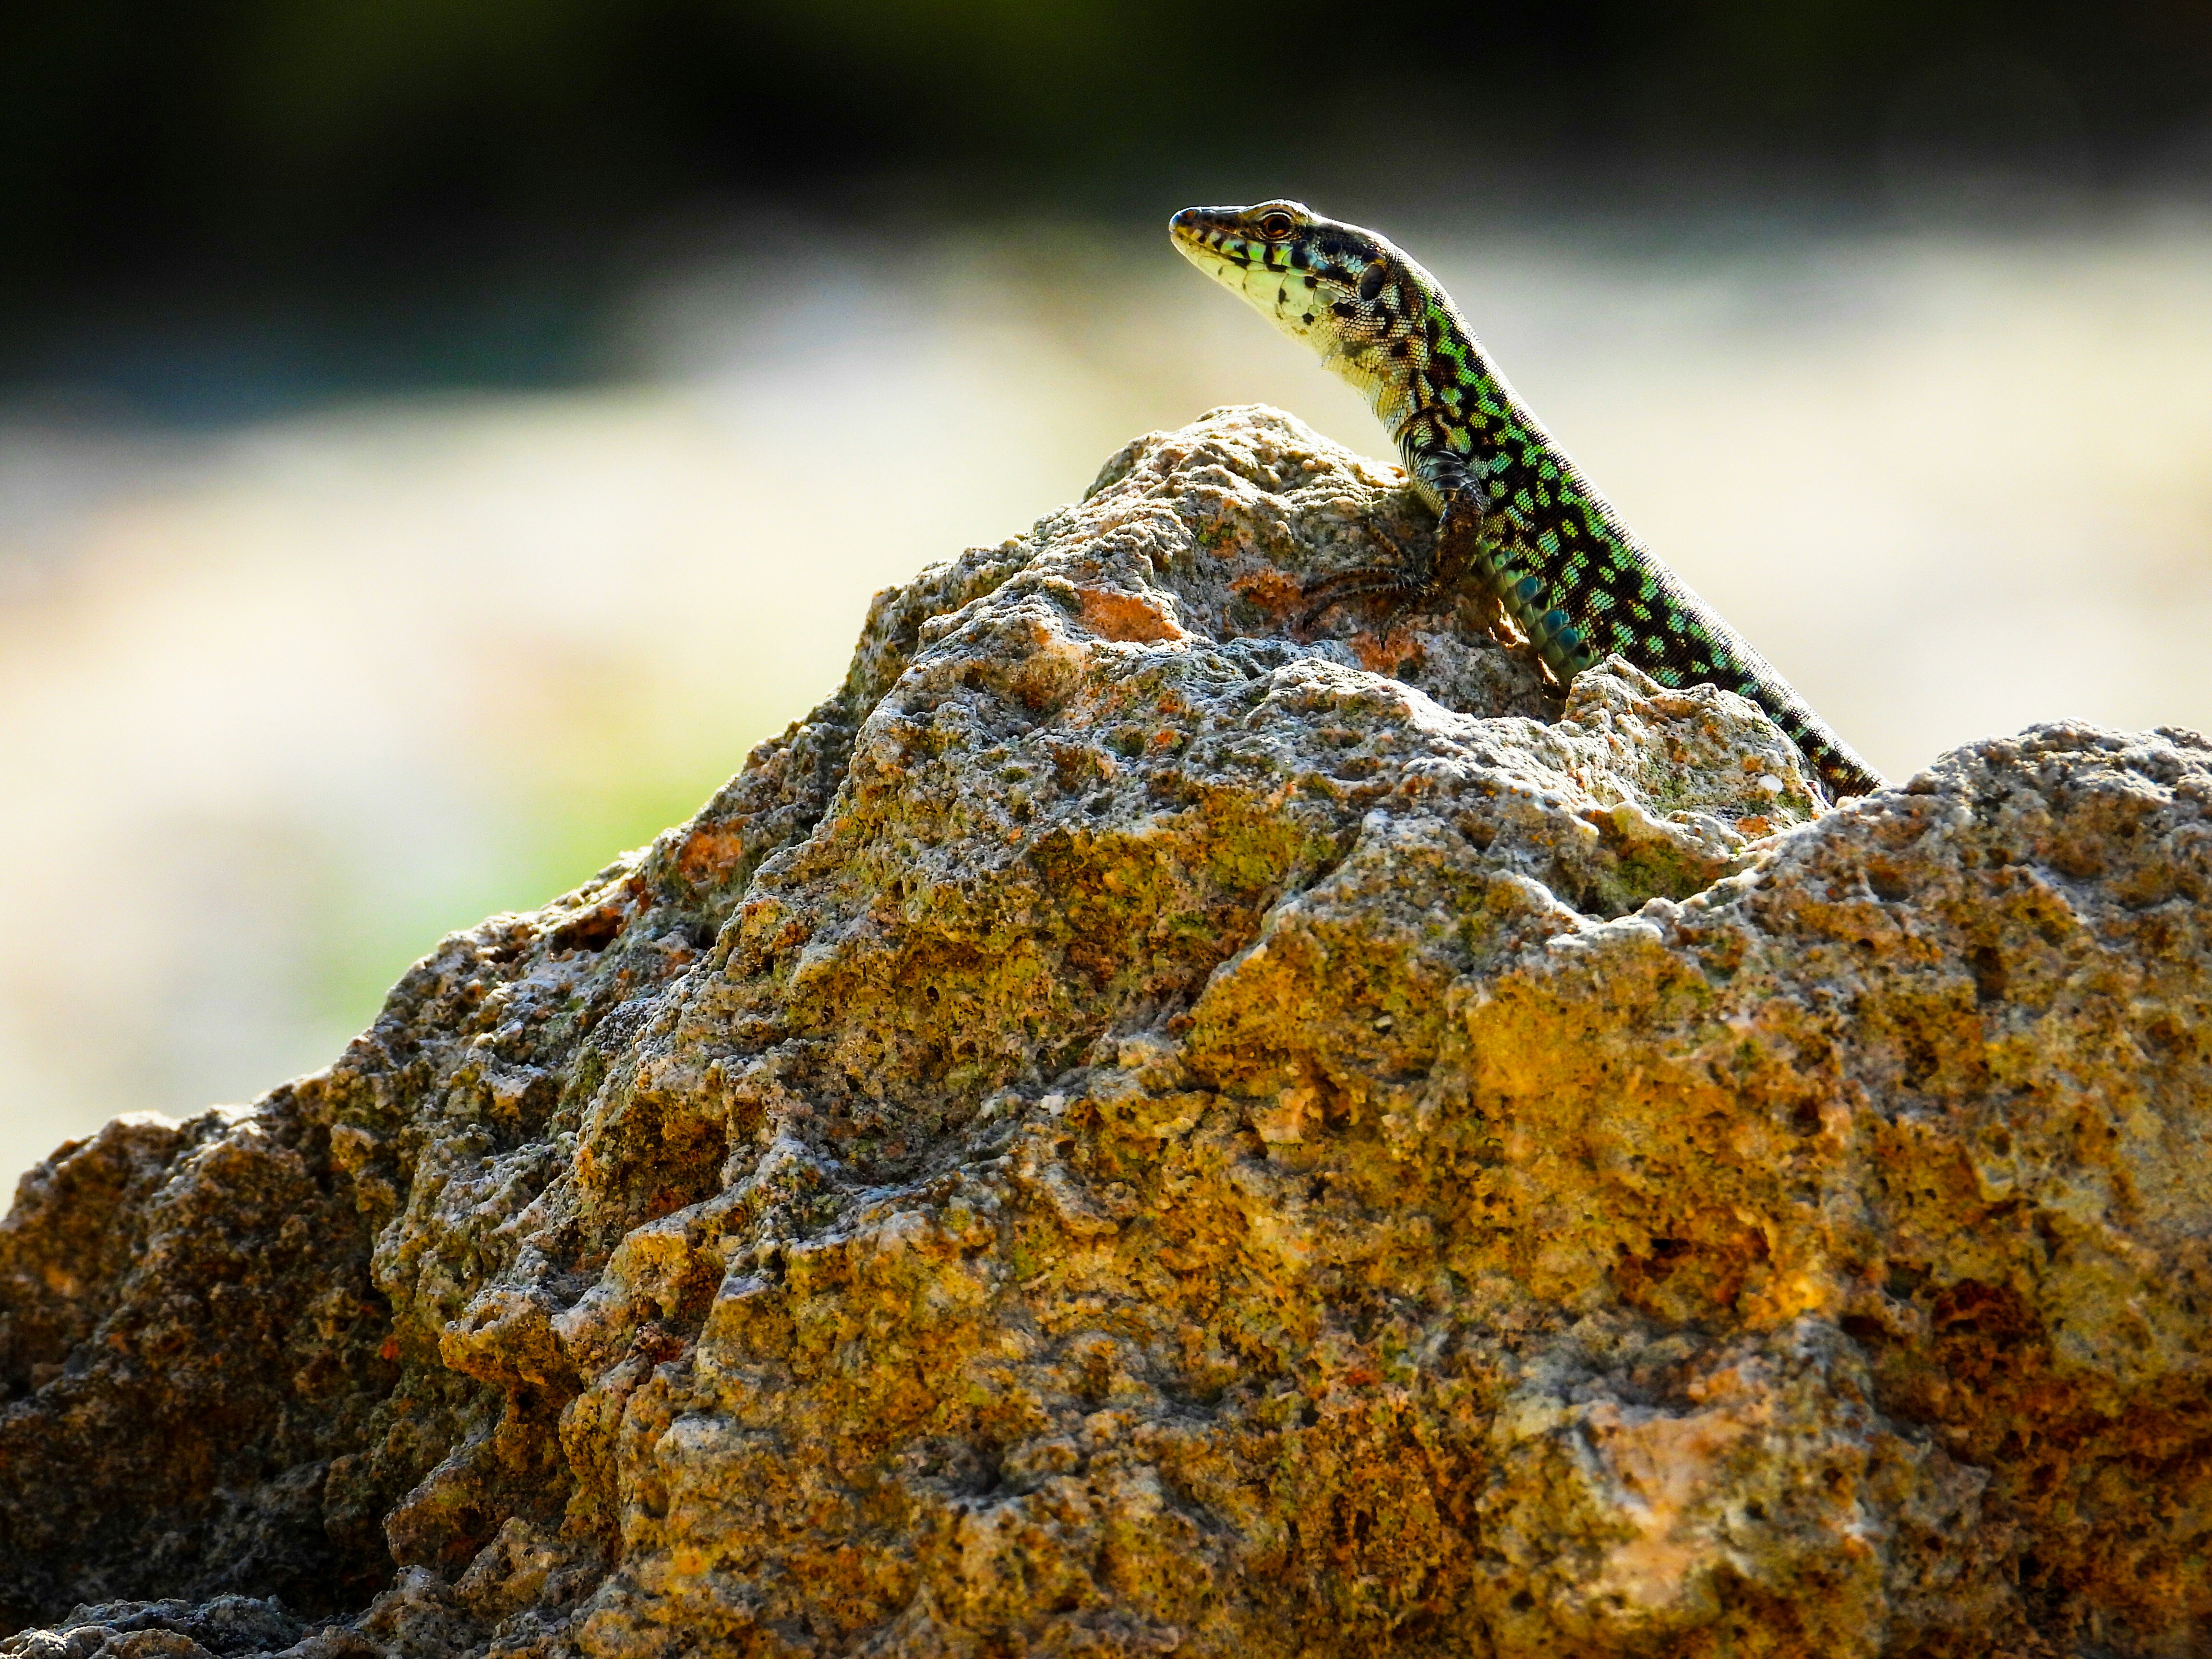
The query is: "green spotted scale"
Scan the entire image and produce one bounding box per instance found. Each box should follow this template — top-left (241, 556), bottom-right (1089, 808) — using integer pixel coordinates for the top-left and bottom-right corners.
top-left (1170, 198), bottom-right (1883, 801)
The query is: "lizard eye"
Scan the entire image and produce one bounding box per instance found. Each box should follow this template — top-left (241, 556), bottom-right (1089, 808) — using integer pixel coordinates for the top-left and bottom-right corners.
top-left (1256, 210), bottom-right (1296, 240)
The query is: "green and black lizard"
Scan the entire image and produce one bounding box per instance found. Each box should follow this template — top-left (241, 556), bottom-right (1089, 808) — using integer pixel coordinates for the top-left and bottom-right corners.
top-left (1171, 198), bottom-right (1883, 801)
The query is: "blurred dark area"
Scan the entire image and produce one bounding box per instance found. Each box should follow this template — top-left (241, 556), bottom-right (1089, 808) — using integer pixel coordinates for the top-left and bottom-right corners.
top-left (5, 0), bottom-right (2212, 408)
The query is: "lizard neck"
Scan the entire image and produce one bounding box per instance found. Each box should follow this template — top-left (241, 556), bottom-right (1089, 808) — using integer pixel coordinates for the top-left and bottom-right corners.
top-left (1318, 281), bottom-right (1538, 509)
top-left (1340, 284), bottom-right (1644, 561)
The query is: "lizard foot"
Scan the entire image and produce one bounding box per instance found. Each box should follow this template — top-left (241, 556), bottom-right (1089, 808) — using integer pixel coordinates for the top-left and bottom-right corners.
top-left (1294, 523), bottom-right (1437, 638)
top-left (1293, 564), bottom-right (1437, 636)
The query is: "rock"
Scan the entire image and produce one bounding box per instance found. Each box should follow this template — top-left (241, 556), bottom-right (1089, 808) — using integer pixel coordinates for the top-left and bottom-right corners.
top-left (0, 1597), bottom-right (308, 1659)
top-left (3, 404), bottom-right (2211, 1655)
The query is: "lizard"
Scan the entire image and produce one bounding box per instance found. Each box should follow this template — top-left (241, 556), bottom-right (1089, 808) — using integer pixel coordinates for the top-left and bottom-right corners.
top-left (1169, 198), bottom-right (1884, 802)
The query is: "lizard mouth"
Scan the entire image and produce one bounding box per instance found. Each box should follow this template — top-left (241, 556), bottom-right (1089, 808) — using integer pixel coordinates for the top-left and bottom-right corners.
top-left (1166, 206), bottom-right (1215, 242)
top-left (1169, 207), bottom-right (1261, 257)
top-left (1168, 209), bottom-right (1332, 345)
top-left (1168, 210), bottom-right (1269, 279)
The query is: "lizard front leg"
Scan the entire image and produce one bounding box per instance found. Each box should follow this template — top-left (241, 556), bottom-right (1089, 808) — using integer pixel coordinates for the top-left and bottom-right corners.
top-left (1292, 523), bottom-right (1431, 634)
top-left (1428, 483), bottom-right (1496, 596)
top-left (1295, 456), bottom-right (1493, 637)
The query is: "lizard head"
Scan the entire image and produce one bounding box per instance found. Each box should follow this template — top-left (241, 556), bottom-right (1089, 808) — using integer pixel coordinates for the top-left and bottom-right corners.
top-left (1169, 200), bottom-right (1408, 350)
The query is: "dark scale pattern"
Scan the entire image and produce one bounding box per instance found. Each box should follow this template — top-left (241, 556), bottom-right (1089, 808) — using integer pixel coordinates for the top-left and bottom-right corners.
top-left (1401, 313), bottom-right (1879, 797)
top-left (1167, 200), bottom-right (1883, 801)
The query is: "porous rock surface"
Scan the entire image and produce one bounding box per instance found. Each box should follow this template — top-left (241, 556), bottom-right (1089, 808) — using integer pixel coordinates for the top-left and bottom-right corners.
top-left (4, 406), bottom-right (2212, 1657)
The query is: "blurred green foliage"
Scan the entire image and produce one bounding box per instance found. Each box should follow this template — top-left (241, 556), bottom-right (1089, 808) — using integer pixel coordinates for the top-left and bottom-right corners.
top-left (2, 0), bottom-right (2209, 289)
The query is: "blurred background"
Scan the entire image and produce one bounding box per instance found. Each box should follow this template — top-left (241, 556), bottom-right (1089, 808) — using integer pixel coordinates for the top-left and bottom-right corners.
top-left (4, 0), bottom-right (2212, 1188)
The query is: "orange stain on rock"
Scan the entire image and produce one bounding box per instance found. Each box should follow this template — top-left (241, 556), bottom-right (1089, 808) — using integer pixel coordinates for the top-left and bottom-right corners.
top-left (1076, 587), bottom-right (1186, 644)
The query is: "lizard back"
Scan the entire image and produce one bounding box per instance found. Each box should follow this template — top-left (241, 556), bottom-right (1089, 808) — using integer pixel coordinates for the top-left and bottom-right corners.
top-left (1169, 199), bottom-right (1884, 801)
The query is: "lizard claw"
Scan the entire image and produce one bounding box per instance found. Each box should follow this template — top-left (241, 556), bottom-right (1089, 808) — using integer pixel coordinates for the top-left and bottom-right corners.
top-left (1376, 589), bottom-right (1427, 643)
top-left (1294, 566), bottom-right (1395, 632)
top-left (1295, 521), bottom-right (1436, 637)
top-left (1294, 566), bottom-right (1436, 637)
